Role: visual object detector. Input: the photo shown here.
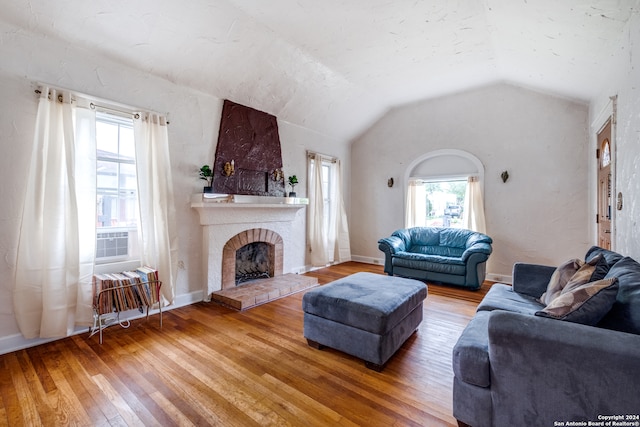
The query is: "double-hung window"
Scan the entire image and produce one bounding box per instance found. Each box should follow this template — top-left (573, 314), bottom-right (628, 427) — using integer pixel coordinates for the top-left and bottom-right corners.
top-left (95, 111), bottom-right (139, 263)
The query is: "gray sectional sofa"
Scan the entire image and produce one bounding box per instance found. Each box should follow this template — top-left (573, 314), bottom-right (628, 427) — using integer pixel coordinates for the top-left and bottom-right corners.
top-left (378, 227), bottom-right (493, 290)
top-left (452, 246), bottom-right (640, 426)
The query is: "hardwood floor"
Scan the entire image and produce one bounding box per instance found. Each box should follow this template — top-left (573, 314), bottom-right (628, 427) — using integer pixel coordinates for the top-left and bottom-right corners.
top-left (0, 262), bottom-right (491, 426)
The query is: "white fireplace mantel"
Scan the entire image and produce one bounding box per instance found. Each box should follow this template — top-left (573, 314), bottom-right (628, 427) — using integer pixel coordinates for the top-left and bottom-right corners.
top-left (190, 194), bottom-right (307, 225)
top-left (190, 194), bottom-right (308, 299)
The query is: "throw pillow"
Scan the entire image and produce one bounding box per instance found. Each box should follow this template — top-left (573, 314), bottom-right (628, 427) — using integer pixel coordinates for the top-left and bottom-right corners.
top-left (535, 277), bottom-right (619, 325)
top-left (561, 254), bottom-right (607, 295)
top-left (539, 258), bottom-right (583, 305)
top-left (589, 252), bottom-right (610, 281)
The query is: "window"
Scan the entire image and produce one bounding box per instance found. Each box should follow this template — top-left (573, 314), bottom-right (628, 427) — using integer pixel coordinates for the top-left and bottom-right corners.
top-left (424, 179), bottom-right (467, 228)
top-left (320, 161), bottom-right (332, 235)
top-left (307, 153), bottom-right (350, 266)
top-left (309, 157), bottom-right (335, 239)
top-left (405, 149), bottom-right (486, 232)
top-left (95, 112), bottom-right (139, 262)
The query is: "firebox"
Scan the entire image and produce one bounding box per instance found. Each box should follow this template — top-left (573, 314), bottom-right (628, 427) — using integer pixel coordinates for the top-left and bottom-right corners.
top-left (221, 228), bottom-right (284, 290)
top-left (235, 242), bottom-right (274, 284)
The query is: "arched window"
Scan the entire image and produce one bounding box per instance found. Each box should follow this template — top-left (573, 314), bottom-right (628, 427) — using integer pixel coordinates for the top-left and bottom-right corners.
top-left (404, 149), bottom-right (486, 233)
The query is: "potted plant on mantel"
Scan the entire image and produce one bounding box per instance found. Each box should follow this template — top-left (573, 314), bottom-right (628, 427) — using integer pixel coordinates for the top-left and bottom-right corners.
top-left (199, 165), bottom-right (213, 193)
top-left (288, 175), bottom-right (298, 197)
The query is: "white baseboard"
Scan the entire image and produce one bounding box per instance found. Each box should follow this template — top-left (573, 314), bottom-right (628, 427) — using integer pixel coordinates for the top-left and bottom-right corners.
top-left (0, 289), bottom-right (204, 356)
top-left (350, 255), bottom-right (385, 266)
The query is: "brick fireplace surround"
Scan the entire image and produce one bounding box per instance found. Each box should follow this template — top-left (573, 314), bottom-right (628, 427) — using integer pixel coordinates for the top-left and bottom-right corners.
top-left (222, 228), bottom-right (283, 289)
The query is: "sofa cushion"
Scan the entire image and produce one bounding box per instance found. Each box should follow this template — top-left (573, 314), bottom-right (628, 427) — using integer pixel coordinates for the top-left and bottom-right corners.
top-left (538, 258), bottom-right (583, 305)
top-left (452, 311), bottom-right (491, 387)
top-left (599, 257), bottom-right (640, 334)
top-left (535, 278), bottom-right (619, 325)
top-left (589, 253), bottom-right (611, 282)
top-left (407, 245), bottom-right (465, 258)
top-left (477, 284), bottom-right (543, 314)
top-left (406, 227), bottom-right (492, 250)
top-left (440, 228), bottom-right (475, 248)
top-left (586, 245), bottom-right (624, 268)
top-left (392, 252), bottom-right (466, 275)
top-left (405, 227), bottom-right (439, 246)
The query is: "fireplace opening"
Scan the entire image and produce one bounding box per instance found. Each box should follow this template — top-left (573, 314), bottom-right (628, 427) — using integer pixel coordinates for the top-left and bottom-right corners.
top-left (235, 242), bottom-right (274, 284)
top-left (221, 228), bottom-right (284, 290)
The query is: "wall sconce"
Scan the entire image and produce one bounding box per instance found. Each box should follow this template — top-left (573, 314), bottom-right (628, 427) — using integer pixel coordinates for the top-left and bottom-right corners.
top-left (272, 169), bottom-right (284, 181)
top-left (223, 160), bottom-right (235, 176)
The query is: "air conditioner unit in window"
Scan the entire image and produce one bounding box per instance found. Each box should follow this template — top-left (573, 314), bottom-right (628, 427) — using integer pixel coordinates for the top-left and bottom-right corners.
top-left (96, 231), bottom-right (129, 259)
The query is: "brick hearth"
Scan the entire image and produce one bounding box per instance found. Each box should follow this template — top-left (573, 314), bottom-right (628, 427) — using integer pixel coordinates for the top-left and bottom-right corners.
top-left (211, 273), bottom-right (318, 310)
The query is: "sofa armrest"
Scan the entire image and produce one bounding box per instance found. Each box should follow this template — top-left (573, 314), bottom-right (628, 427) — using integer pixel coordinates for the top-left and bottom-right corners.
top-left (511, 262), bottom-right (556, 298)
top-left (461, 242), bottom-right (492, 262)
top-left (377, 236), bottom-right (406, 254)
top-left (488, 311), bottom-right (640, 425)
top-left (378, 236), bottom-right (407, 275)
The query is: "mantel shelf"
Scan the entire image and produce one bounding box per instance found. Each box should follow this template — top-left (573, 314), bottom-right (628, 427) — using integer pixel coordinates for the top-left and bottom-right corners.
top-left (190, 194), bottom-right (307, 226)
top-left (190, 193), bottom-right (308, 207)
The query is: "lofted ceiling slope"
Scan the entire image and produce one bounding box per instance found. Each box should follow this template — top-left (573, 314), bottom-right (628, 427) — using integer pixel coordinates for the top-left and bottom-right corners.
top-left (2, 0), bottom-right (638, 141)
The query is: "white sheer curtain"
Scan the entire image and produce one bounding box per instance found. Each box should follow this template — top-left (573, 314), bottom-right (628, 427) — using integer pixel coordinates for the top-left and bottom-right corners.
top-left (14, 88), bottom-right (97, 339)
top-left (405, 178), bottom-right (426, 228)
top-left (331, 160), bottom-right (351, 263)
top-left (307, 153), bottom-right (351, 267)
top-left (463, 176), bottom-right (487, 233)
top-left (133, 113), bottom-right (178, 305)
top-left (308, 153), bottom-right (327, 266)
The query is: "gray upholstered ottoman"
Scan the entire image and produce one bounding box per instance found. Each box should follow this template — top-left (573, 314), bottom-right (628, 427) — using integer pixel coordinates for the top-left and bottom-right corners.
top-left (302, 272), bottom-right (427, 371)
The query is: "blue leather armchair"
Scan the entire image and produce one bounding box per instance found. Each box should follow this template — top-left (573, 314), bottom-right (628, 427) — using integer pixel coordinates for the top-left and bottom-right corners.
top-left (378, 227), bottom-right (493, 290)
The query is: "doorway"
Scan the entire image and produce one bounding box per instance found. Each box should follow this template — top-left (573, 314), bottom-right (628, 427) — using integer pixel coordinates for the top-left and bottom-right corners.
top-left (597, 119), bottom-right (612, 250)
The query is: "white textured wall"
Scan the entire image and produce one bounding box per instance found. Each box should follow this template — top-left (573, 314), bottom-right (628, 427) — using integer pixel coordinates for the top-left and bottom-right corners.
top-left (590, 11), bottom-right (640, 260)
top-left (0, 20), bottom-right (346, 348)
top-left (351, 83), bottom-right (590, 278)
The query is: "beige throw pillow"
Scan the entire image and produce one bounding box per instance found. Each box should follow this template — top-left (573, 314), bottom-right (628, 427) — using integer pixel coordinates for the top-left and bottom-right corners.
top-left (536, 278), bottom-right (619, 325)
top-left (539, 258), bottom-right (583, 305)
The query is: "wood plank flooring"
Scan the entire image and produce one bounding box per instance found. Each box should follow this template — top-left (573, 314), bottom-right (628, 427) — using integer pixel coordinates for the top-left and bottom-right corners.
top-left (0, 262), bottom-right (491, 426)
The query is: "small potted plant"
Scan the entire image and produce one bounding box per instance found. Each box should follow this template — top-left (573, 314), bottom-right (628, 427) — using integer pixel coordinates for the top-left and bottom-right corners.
top-left (288, 175), bottom-right (299, 197)
top-left (199, 165), bottom-right (213, 193)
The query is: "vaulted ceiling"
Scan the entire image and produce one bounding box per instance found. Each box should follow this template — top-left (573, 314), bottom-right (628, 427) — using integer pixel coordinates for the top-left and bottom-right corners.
top-left (3, 0), bottom-right (638, 140)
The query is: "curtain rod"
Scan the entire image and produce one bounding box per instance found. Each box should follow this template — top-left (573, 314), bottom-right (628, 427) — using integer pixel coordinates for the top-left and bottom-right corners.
top-left (33, 84), bottom-right (169, 124)
top-left (307, 151), bottom-right (337, 163)
top-left (89, 102), bottom-right (140, 120)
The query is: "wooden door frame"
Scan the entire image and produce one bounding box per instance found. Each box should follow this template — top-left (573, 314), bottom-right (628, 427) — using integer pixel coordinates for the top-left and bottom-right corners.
top-left (591, 95), bottom-right (617, 249)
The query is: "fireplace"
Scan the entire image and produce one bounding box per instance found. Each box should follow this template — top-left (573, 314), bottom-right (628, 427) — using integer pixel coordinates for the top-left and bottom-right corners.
top-left (190, 194), bottom-right (307, 300)
top-left (222, 228), bottom-right (283, 289)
